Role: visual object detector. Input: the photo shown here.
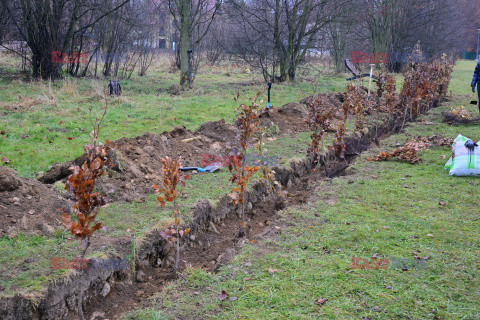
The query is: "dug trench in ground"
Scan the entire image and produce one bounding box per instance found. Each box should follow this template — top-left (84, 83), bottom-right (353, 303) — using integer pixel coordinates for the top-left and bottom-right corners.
top-left (0, 91), bottom-right (441, 319)
top-left (123, 97), bottom-right (480, 320)
top-left (80, 102), bottom-right (446, 319)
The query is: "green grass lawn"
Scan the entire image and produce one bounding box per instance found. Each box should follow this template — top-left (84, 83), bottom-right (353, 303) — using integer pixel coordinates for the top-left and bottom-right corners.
top-left (448, 60), bottom-right (476, 96)
top-left (120, 61), bottom-right (480, 319)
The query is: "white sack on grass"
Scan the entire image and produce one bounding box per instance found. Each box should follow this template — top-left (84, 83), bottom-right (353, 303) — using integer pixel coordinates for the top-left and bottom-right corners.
top-left (444, 134), bottom-right (480, 176)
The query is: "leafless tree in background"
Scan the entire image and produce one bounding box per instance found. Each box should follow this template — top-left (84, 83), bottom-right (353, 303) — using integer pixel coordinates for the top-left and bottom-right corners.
top-left (350, 0), bottom-right (474, 72)
top-left (166, 0), bottom-right (220, 87)
top-left (200, 13), bottom-right (226, 66)
top-left (0, 0), bottom-right (477, 80)
top-left (327, 1), bottom-right (359, 73)
top-left (0, 4), bottom-right (8, 45)
top-left (225, 0), bottom-right (350, 82)
top-left (0, 0), bottom-right (131, 79)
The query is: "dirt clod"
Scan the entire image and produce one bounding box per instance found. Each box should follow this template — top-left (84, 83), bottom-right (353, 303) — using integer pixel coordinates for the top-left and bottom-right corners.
top-left (0, 167), bottom-right (22, 191)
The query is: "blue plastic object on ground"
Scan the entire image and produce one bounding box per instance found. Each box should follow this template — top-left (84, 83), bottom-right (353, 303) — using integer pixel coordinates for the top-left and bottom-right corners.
top-left (179, 163), bottom-right (222, 173)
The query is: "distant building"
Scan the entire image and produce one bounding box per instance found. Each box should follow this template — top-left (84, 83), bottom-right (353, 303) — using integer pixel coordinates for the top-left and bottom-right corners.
top-left (149, 0), bottom-right (175, 51)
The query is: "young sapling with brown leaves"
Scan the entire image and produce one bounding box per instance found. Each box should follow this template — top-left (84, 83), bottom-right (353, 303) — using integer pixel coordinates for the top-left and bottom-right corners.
top-left (153, 156), bottom-right (191, 270)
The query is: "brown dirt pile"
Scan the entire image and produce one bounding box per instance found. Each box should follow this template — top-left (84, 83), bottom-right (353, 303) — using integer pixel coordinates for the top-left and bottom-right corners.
top-left (0, 166), bottom-right (70, 237)
top-left (259, 102), bottom-right (310, 133)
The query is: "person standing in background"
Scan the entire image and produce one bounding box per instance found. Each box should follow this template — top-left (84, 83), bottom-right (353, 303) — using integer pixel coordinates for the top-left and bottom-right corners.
top-left (471, 61), bottom-right (480, 113)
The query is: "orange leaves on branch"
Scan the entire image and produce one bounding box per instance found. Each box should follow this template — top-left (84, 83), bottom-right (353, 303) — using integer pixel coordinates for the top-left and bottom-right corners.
top-left (344, 83), bottom-right (365, 132)
top-left (228, 153), bottom-right (260, 206)
top-left (236, 94), bottom-right (261, 151)
top-left (376, 71), bottom-right (397, 115)
top-left (398, 55), bottom-right (453, 120)
top-left (230, 93), bottom-right (262, 237)
top-left (153, 156), bottom-right (190, 269)
top-left (334, 121), bottom-right (347, 159)
top-left (61, 213), bottom-right (102, 239)
top-left (159, 227), bottom-right (190, 241)
top-left (61, 140), bottom-right (113, 240)
top-left (305, 95), bottom-right (335, 155)
top-left (333, 84), bottom-right (354, 159)
top-left (374, 53), bottom-right (453, 127)
top-left (153, 156), bottom-right (190, 209)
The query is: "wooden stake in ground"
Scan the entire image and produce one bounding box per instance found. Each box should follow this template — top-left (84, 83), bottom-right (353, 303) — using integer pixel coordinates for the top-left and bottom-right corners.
top-left (367, 64), bottom-right (375, 98)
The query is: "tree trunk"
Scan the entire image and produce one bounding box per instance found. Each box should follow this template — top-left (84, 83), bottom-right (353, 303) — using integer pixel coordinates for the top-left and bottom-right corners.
top-left (33, 51), bottom-right (61, 79)
top-left (179, 29), bottom-right (191, 86)
top-left (179, 3), bottom-right (192, 87)
top-left (273, 0), bottom-right (286, 82)
top-left (288, 64), bottom-right (295, 82)
top-left (330, 23), bottom-right (349, 74)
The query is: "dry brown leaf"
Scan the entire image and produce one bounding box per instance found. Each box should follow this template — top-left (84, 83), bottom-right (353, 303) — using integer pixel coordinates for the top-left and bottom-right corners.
top-left (314, 298), bottom-right (328, 305)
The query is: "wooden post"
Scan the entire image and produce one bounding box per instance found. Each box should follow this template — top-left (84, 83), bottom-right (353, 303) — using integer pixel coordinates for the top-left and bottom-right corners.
top-left (367, 64), bottom-right (375, 98)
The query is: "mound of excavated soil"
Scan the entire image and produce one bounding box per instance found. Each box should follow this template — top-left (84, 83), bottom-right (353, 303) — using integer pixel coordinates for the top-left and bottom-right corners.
top-left (16, 100), bottom-right (328, 222)
top-left (300, 92), bottom-right (349, 121)
top-left (101, 129), bottom-right (211, 202)
top-left (300, 92), bottom-right (345, 107)
top-left (0, 166), bottom-right (70, 237)
top-left (195, 119), bottom-right (239, 144)
top-left (39, 124), bottom-right (239, 202)
top-left (259, 102), bottom-right (309, 133)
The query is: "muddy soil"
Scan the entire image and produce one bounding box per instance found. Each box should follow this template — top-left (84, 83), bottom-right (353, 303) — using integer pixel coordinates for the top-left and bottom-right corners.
top-left (0, 166), bottom-right (70, 238)
top-left (259, 102), bottom-right (310, 133)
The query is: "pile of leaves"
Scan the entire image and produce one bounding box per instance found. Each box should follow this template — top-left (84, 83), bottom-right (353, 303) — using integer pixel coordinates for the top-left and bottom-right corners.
top-left (449, 106), bottom-right (474, 120)
top-left (368, 142), bottom-right (422, 164)
top-left (442, 106), bottom-right (480, 124)
top-left (421, 135), bottom-right (454, 147)
top-left (368, 135), bottom-right (453, 164)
